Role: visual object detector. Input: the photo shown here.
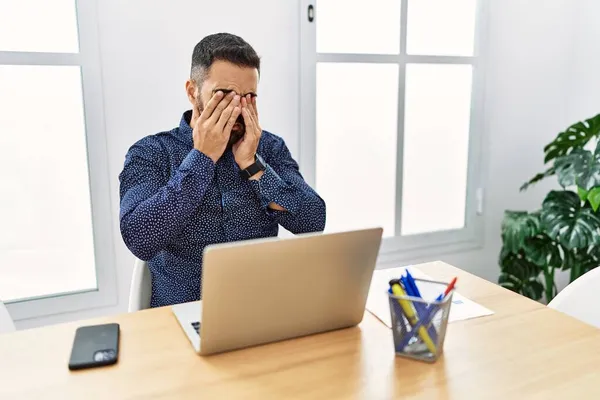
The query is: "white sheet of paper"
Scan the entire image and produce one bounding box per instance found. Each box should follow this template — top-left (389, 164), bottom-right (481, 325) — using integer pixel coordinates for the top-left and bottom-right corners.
top-left (365, 266), bottom-right (494, 328)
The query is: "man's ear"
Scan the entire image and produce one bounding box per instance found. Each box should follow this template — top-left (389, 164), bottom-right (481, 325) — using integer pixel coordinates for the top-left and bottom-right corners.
top-left (185, 80), bottom-right (197, 104)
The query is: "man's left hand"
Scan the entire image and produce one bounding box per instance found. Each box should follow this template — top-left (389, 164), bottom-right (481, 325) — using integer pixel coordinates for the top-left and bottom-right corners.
top-left (233, 95), bottom-right (262, 172)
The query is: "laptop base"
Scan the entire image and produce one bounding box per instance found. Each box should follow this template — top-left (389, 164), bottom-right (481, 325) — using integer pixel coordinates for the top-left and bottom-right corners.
top-left (172, 301), bottom-right (202, 353)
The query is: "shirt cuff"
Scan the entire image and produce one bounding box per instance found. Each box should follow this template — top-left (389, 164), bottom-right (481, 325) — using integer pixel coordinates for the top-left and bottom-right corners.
top-left (249, 164), bottom-right (301, 215)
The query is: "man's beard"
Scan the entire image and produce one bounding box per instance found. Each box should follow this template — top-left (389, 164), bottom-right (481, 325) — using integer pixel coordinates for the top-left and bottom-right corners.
top-left (198, 99), bottom-right (245, 150)
top-left (228, 116), bottom-right (245, 149)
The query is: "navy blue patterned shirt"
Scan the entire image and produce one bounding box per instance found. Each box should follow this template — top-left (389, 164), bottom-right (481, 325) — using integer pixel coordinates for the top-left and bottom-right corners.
top-left (119, 111), bottom-right (326, 307)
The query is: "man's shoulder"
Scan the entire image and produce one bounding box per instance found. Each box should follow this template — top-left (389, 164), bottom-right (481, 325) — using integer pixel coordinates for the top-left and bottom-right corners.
top-left (126, 129), bottom-right (179, 158)
top-left (259, 131), bottom-right (298, 166)
top-left (260, 130), bottom-right (289, 153)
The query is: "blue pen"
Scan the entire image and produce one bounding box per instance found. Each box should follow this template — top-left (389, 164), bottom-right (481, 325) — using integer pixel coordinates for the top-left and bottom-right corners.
top-left (400, 273), bottom-right (438, 343)
top-left (405, 270), bottom-right (422, 297)
top-left (397, 303), bottom-right (439, 350)
top-left (388, 281), bottom-right (436, 340)
top-left (405, 271), bottom-right (433, 316)
top-left (402, 272), bottom-right (428, 317)
top-left (399, 276), bottom-right (413, 296)
top-left (406, 274), bottom-right (437, 341)
top-left (388, 286), bottom-right (405, 345)
top-left (397, 277), bottom-right (457, 349)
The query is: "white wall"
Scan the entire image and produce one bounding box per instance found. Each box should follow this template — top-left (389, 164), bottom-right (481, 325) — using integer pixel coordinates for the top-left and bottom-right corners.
top-left (570, 0), bottom-right (600, 119)
top-left (16, 0), bottom-right (301, 329)
top-left (441, 0), bottom-right (583, 282)
top-left (16, 0), bottom-right (600, 328)
top-left (441, 0), bottom-right (599, 287)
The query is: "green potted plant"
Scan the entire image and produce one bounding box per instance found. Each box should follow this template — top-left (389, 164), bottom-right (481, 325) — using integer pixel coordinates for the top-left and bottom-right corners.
top-left (499, 113), bottom-right (600, 302)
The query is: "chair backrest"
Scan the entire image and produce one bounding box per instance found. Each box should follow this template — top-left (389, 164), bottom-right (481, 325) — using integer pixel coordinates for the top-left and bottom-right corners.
top-left (548, 267), bottom-right (600, 328)
top-left (128, 258), bottom-right (152, 312)
top-left (0, 300), bottom-right (16, 334)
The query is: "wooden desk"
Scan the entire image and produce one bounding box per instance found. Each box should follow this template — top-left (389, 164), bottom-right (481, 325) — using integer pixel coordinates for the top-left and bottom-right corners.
top-left (2, 261), bottom-right (600, 399)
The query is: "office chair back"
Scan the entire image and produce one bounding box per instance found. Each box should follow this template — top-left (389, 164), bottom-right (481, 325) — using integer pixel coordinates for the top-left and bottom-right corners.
top-left (0, 300), bottom-right (16, 334)
top-left (128, 258), bottom-right (152, 312)
top-left (548, 267), bottom-right (600, 328)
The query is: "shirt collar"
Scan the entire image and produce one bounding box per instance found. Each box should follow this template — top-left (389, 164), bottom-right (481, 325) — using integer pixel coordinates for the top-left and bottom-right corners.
top-left (177, 110), bottom-right (194, 146)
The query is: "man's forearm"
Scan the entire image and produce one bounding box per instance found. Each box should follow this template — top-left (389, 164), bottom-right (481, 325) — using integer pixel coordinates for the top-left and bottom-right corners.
top-left (120, 150), bottom-right (215, 260)
top-left (274, 192), bottom-right (326, 233)
top-left (247, 170), bottom-right (287, 211)
top-left (249, 164), bottom-right (326, 233)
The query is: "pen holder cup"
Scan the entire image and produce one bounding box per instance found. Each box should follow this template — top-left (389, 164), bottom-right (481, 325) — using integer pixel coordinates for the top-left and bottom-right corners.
top-left (388, 279), bottom-right (454, 363)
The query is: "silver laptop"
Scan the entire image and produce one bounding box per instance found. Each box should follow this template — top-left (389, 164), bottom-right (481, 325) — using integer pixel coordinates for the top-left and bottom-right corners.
top-left (172, 227), bottom-right (383, 355)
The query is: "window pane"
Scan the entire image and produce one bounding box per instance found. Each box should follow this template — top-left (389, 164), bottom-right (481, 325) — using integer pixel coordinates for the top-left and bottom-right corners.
top-left (316, 63), bottom-right (398, 237)
top-left (317, 0), bottom-right (401, 54)
top-left (407, 0), bottom-right (477, 56)
top-left (401, 64), bottom-right (472, 235)
top-left (0, 65), bottom-right (96, 301)
top-left (0, 0), bottom-right (79, 53)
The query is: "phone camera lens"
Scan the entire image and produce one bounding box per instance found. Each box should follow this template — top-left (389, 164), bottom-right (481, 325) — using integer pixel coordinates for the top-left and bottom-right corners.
top-left (93, 349), bottom-right (115, 362)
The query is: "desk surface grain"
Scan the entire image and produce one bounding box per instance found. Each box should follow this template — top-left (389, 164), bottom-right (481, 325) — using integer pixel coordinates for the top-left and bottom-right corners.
top-left (2, 261), bottom-right (600, 400)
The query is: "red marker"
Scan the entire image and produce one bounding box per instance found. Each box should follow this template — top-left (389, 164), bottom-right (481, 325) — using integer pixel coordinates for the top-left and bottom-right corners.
top-left (434, 277), bottom-right (457, 302)
top-left (443, 277), bottom-right (458, 297)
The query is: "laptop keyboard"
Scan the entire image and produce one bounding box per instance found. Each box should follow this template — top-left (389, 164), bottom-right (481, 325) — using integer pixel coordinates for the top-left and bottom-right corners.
top-left (191, 321), bottom-right (201, 335)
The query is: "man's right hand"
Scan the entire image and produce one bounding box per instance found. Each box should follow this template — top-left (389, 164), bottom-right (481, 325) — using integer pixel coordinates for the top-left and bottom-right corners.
top-left (192, 91), bottom-right (241, 163)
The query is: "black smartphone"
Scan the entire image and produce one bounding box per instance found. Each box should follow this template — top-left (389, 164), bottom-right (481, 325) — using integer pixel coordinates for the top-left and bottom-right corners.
top-left (68, 323), bottom-right (120, 370)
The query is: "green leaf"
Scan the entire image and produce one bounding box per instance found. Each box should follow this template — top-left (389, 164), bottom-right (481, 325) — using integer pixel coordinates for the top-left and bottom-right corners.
top-left (563, 247), bottom-right (600, 277)
top-left (498, 248), bottom-right (544, 300)
top-left (580, 249), bottom-right (600, 276)
top-left (541, 267), bottom-right (558, 303)
top-left (544, 113), bottom-right (600, 164)
top-left (521, 167), bottom-right (555, 192)
top-left (562, 248), bottom-right (574, 271)
top-left (541, 191), bottom-right (600, 249)
top-left (554, 149), bottom-right (585, 187)
top-left (501, 211), bottom-right (541, 253)
top-left (588, 188), bottom-right (600, 211)
top-left (577, 186), bottom-right (589, 201)
top-left (522, 234), bottom-right (562, 268)
top-left (554, 142), bottom-right (600, 190)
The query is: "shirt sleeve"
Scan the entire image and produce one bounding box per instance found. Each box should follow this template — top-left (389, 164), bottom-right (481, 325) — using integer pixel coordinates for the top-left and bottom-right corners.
top-left (119, 142), bottom-right (215, 260)
top-left (249, 136), bottom-right (326, 234)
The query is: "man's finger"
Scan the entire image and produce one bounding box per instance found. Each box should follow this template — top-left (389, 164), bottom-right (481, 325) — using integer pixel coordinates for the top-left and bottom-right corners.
top-left (211, 93), bottom-right (236, 122)
top-left (248, 96), bottom-right (260, 131)
top-left (191, 102), bottom-right (202, 128)
top-left (198, 91), bottom-right (223, 121)
top-left (242, 107), bottom-right (256, 137)
top-left (244, 94), bottom-right (257, 120)
top-left (224, 106), bottom-right (242, 134)
top-left (216, 97), bottom-right (240, 130)
top-left (243, 102), bottom-right (260, 139)
top-left (252, 96), bottom-right (259, 118)
top-left (241, 98), bottom-right (255, 123)
top-left (242, 107), bottom-right (252, 129)
top-left (199, 91), bottom-right (224, 121)
top-left (208, 92), bottom-right (237, 124)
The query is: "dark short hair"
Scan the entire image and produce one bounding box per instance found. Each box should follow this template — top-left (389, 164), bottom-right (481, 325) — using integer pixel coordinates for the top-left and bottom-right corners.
top-left (190, 33), bottom-right (261, 84)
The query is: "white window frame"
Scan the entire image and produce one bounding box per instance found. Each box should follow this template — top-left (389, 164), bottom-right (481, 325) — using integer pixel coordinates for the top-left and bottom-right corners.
top-left (299, 0), bottom-right (489, 263)
top-left (0, 0), bottom-right (117, 321)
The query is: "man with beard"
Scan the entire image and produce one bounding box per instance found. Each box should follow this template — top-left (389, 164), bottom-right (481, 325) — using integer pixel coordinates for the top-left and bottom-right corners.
top-left (119, 33), bottom-right (326, 307)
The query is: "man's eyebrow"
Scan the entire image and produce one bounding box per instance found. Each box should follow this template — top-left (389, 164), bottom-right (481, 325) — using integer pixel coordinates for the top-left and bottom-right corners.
top-left (212, 89), bottom-right (257, 97)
